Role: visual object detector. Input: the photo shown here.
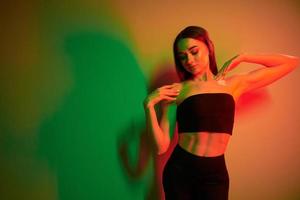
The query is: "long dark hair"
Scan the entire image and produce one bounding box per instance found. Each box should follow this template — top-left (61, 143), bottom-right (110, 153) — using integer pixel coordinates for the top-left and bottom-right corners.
top-left (173, 26), bottom-right (218, 81)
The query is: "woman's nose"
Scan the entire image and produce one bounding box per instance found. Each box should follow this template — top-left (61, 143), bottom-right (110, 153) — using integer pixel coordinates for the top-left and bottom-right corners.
top-left (186, 54), bottom-right (195, 64)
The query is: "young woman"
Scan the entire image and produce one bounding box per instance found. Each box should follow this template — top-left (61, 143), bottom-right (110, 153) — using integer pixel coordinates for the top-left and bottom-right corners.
top-left (143, 26), bottom-right (299, 200)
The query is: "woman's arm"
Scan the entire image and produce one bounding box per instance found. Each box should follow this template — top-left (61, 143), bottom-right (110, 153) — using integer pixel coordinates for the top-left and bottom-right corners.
top-left (159, 105), bottom-right (171, 139)
top-left (144, 105), bottom-right (171, 155)
top-left (144, 84), bottom-right (179, 155)
top-left (227, 53), bottom-right (300, 93)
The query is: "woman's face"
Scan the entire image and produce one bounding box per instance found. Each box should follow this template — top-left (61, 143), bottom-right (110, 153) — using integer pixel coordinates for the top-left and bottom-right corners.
top-left (177, 38), bottom-right (210, 77)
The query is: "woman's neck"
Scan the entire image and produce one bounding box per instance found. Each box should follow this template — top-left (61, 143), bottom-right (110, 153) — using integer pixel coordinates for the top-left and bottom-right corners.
top-left (192, 69), bottom-right (215, 82)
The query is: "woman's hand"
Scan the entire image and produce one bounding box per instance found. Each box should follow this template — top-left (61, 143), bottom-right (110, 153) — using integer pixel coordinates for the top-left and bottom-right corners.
top-left (144, 83), bottom-right (181, 108)
top-left (215, 54), bottom-right (244, 80)
top-left (226, 53), bottom-right (245, 72)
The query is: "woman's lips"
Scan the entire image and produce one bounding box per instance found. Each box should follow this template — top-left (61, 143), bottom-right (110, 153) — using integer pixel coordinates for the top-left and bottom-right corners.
top-left (188, 64), bottom-right (197, 71)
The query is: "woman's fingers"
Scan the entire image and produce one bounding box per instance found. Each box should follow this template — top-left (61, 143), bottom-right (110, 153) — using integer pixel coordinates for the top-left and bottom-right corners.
top-left (161, 95), bottom-right (177, 101)
top-left (160, 84), bottom-right (175, 89)
top-left (160, 83), bottom-right (181, 90)
top-left (160, 85), bottom-right (180, 92)
top-left (162, 90), bottom-right (180, 96)
top-left (158, 91), bottom-right (179, 98)
top-left (157, 89), bottom-right (179, 99)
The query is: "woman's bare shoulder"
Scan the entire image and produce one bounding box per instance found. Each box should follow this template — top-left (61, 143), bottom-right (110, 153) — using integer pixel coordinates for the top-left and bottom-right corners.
top-left (221, 75), bottom-right (247, 101)
top-left (223, 74), bottom-right (246, 85)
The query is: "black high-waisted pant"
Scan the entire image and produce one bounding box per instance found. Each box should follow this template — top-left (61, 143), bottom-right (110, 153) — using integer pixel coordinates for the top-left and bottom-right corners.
top-left (162, 145), bottom-right (229, 200)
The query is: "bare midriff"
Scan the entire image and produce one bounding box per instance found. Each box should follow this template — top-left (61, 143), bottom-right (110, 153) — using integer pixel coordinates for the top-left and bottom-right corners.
top-left (178, 132), bottom-right (231, 157)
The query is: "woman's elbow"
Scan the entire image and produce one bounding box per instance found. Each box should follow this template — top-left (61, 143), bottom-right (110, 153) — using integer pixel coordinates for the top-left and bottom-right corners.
top-left (287, 56), bottom-right (300, 68)
top-left (281, 56), bottom-right (300, 74)
top-left (293, 57), bottom-right (300, 67)
top-left (157, 139), bottom-right (170, 155)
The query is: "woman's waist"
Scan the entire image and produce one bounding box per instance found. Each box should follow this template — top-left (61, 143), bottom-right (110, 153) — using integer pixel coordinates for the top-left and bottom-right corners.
top-left (178, 132), bottom-right (231, 157)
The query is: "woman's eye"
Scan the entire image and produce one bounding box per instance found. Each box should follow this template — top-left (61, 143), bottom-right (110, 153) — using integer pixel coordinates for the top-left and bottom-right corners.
top-left (178, 55), bottom-right (186, 60)
top-left (191, 50), bottom-right (199, 55)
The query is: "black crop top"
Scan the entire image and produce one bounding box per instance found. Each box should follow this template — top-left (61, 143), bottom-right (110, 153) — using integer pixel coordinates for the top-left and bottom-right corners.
top-left (176, 93), bottom-right (235, 135)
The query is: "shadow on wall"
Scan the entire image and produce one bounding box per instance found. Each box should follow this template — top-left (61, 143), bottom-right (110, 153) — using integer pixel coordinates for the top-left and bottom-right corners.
top-left (118, 62), bottom-right (181, 200)
top-left (37, 31), bottom-right (150, 200)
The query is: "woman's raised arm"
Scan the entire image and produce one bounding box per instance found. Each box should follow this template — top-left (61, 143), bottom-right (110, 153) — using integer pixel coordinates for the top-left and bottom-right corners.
top-left (226, 53), bottom-right (299, 93)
